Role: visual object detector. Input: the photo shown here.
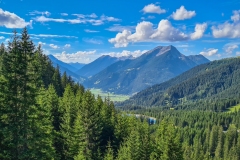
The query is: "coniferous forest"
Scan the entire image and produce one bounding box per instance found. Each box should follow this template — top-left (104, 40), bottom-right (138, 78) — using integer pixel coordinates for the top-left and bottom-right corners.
top-left (1, 28), bottom-right (240, 160)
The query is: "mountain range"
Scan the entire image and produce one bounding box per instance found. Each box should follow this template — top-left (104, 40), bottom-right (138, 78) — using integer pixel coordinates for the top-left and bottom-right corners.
top-left (84, 45), bottom-right (209, 95)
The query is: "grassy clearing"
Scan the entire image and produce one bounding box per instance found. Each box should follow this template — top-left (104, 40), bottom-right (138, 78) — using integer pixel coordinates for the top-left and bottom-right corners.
top-left (227, 104), bottom-right (240, 113)
top-left (89, 88), bottom-right (130, 102)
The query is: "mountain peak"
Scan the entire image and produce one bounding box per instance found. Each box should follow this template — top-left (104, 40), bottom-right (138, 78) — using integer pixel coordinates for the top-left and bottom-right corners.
top-left (144, 45), bottom-right (180, 57)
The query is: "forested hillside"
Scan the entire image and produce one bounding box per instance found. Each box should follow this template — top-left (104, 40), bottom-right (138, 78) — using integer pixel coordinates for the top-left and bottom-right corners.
top-left (121, 57), bottom-right (240, 109)
top-left (1, 28), bottom-right (240, 160)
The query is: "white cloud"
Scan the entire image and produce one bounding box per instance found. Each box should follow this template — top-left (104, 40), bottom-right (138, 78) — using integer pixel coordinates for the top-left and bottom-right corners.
top-left (224, 44), bottom-right (238, 54)
top-left (106, 24), bottom-right (135, 32)
top-left (149, 20), bottom-right (188, 41)
top-left (49, 44), bottom-right (59, 49)
top-left (0, 8), bottom-right (32, 28)
top-left (236, 51), bottom-right (240, 55)
top-left (100, 15), bottom-right (120, 22)
top-left (61, 13), bottom-right (68, 16)
top-left (34, 13), bottom-right (120, 26)
top-left (29, 10), bottom-right (51, 16)
top-left (200, 48), bottom-right (218, 56)
top-left (109, 20), bottom-right (191, 48)
top-left (64, 44), bottom-right (71, 48)
top-left (142, 3), bottom-right (166, 14)
top-left (0, 36), bottom-right (4, 39)
top-left (190, 23), bottom-right (207, 40)
top-left (103, 50), bottom-right (148, 58)
top-left (34, 16), bottom-right (84, 24)
top-left (72, 13), bottom-right (98, 19)
top-left (83, 38), bottom-right (103, 44)
top-left (171, 6), bottom-right (196, 20)
top-left (212, 11), bottom-right (240, 38)
top-left (212, 22), bottom-right (240, 38)
top-left (53, 50), bottom-right (97, 63)
top-left (84, 29), bottom-right (99, 33)
top-left (231, 10), bottom-right (240, 22)
top-left (30, 33), bottom-right (78, 38)
top-left (109, 30), bottom-right (132, 47)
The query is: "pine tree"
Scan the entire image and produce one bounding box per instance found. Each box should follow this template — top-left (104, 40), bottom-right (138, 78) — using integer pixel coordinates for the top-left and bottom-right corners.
top-left (32, 87), bottom-right (55, 159)
top-left (59, 84), bottom-right (76, 159)
top-left (81, 90), bottom-right (102, 159)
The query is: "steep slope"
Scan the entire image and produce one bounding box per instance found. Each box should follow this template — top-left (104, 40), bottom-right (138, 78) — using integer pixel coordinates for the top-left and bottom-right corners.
top-left (48, 55), bottom-right (85, 82)
top-left (121, 57), bottom-right (240, 107)
top-left (84, 45), bottom-right (209, 95)
top-left (68, 62), bottom-right (85, 70)
top-left (76, 55), bottom-right (119, 77)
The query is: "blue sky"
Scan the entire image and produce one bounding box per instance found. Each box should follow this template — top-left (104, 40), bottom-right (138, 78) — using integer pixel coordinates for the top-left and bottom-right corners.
top-left (0, 0), bottom-right (240, 63)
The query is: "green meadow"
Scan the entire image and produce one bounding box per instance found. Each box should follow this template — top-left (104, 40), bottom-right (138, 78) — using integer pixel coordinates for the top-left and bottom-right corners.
top-left (90, 88), bottom-right (129, 102)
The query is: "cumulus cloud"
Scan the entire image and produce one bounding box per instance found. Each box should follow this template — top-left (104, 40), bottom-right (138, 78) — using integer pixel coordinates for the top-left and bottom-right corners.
top-left (212, 23), bottom-right (240, 38)
top-left (0, 36), bottom-right (4, 39)
top-left (109, 30), bottom-right (132, 47)
top-left (142, 3), bottom-right (166, 14)
top-left (103, 50), bottom-right (148, 58)
top-left (190, 23), bottom-right (208, 40)
top-left (212, 10), bottom-right (240, 38)
top-left (224, 44), bottom-right (238, 54)
top-left (53, 50), bottom-right (97, 63)
top-left (109, 19), bottom-right (206, 48)
top-left (0, 8), bottom-right (32, 28)
top-left (171, 6), bottom-right (196, 20)
top-left (231, 10), bottom-right (240, 22)
top-left (49, 44), bottom-right (59, 49)
top-left (83, 38), bottom-right (103, 44)
top-left (64, 44), bottom-right (71, 48)
top-left (236, 51), bottom-right (240, 55)
top-left (200, 48), bottom-right (218, 56)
